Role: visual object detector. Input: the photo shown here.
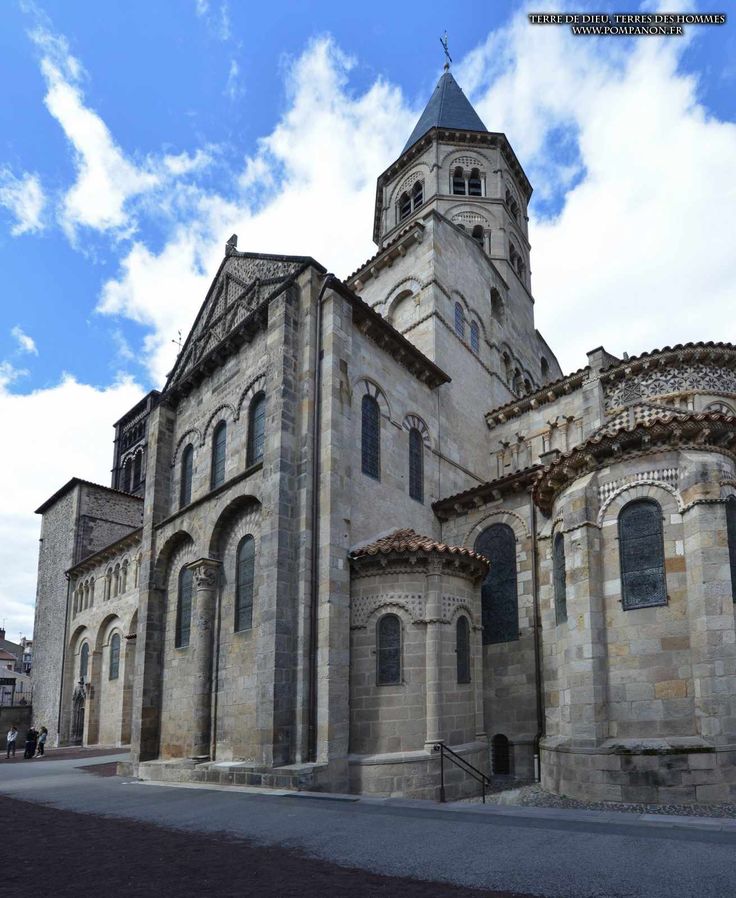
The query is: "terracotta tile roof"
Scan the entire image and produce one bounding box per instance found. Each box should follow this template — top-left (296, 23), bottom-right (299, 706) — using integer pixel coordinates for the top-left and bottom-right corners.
top-left (350, 528), bottom-right (488, 566)
top-left (601, 340), bottom-right (736, 375)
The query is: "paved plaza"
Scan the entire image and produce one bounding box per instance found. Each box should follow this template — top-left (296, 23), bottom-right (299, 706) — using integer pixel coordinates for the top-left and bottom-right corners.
top-left (2, 749), bottom-right (736, 897)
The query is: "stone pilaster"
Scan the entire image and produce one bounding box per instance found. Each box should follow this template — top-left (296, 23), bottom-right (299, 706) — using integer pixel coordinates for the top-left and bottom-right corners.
top-left (564, 484), bottom-right (609, 746)
top-left (188, 558), bottom-right (221, 759)
top-left (424, 560), bottom-right (443, 746)
top-left (683, 500), bottom-right (736, 744)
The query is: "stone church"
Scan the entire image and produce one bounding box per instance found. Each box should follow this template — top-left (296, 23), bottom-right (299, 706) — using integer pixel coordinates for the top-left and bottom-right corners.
top-left (32, 67), bottom-right (736, 804)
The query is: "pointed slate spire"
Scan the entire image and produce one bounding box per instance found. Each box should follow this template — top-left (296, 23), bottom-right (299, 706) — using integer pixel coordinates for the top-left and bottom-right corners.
top-left (403, 70), bottom-right (487, 154)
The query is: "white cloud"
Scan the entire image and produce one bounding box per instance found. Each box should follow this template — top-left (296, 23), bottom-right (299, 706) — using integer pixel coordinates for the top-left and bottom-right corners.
top-left (11, 326), bottom-right (38, 356)
top-left (0, 374), bottom-right (144, 636)
top-left (195, 0), bottom-right (231, 41)
top-left (225, 59), bottom-right (244, 101)
top-left (0, 168), bottom-right (46, 235)
top-left (97, 36), bottom-right (413, 384)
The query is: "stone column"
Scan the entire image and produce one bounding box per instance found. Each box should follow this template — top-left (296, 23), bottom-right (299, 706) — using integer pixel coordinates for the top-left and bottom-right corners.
top-left (425, 560), bottom-right (443, 746)
top-left (189, 558), bottom-right (221, 759)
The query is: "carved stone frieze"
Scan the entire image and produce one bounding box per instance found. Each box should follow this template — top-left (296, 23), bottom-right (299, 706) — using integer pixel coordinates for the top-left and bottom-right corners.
top-left (605, 363), bottom-right (736, 413)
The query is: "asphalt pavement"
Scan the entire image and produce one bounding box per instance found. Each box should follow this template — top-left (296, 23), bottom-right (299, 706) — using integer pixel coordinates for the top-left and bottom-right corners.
top-left (2, 751), bottom-right (736, 898)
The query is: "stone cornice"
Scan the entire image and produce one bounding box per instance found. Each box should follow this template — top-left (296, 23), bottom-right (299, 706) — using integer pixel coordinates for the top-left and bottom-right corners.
top-left (533, 412), bottom-right (736, 515)
top-left (600, 342), bottom-right (736, 383)
top-left (67, 528), bottom-right (143, 577)
top-left (433, 467), bottom-right (540, 522)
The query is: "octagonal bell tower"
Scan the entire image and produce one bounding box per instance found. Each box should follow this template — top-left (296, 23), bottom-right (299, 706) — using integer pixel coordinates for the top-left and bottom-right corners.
top-left (349, 64), bottom-right (561, 406)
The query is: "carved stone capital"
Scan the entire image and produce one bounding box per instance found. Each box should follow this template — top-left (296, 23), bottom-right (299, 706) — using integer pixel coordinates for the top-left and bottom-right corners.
top-left (188, 558), bottom-right (221, 591)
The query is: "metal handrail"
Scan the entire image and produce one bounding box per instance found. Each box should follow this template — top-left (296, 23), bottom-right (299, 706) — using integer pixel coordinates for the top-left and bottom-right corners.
top-left (433, 742), bottom-right (491, 803)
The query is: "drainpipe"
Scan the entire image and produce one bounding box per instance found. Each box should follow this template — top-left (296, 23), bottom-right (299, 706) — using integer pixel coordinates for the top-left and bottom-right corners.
top-left (307, 273), bottom-right (334, 762)
top-left (529, 491), bottom-right (545, 782)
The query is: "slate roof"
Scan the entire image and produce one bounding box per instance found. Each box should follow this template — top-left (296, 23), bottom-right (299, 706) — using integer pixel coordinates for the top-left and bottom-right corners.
top-left (350, 528), bottom-right (488, 566)
top-left (403, 70), bottom-right (487, 153)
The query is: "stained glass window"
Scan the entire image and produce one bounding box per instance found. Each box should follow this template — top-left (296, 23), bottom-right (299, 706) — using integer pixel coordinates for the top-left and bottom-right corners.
top-left (176, 566), bottom-right (193, 648)
top-left (211, 421), bottom-right (227, 489)
top-left (454, 302), bottom-right (465, 338)
top-left (235, 536), bottom-right (255, 631)
top-left (475, 524), bottom-right (518, 644)
top-left (109, 633), bottom-right (120, 680)
top-left (180, 444), bottom-right (193, 508)
top-left (470, 321), bottom-right (480, 354)
top-left (618, 499), bottom-right (667, 610)
top-left (80, 642), bottom-right (89, 680)
top-left (361, 395), bottom-right (380, 480)
top-left (408, 428), bottom-right (423, 503)
top-left (248, 393), bottom-right (266, 466)
top-left (377, 614), bottom-right (401, 685)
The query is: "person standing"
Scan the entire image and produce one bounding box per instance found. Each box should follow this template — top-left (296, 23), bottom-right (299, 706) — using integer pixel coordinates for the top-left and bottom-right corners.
top-left (35, 727), bottom-right (48, 757)
top-left (5, 725), bottom-right (17, 758)
top-left (23, 725), bottom-right (38, 759)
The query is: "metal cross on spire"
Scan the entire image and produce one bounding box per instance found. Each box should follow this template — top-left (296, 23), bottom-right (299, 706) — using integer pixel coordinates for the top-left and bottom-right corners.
top-left (440, 31), bottom-right (452, 70)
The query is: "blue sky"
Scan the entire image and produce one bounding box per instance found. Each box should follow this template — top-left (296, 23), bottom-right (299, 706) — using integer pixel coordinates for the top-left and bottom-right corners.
top-left (0, 0), bottom-right (734, 638)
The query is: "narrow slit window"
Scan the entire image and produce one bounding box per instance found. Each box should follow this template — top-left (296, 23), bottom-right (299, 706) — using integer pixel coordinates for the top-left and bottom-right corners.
top-left (412, 180), bottom-right (423, 210)
top-left (175, 565), bottom-right (193, 648)
top-left (456, 616), bottom-right (471, 684)
top-left (247, 392), bottom-right (266, 466)
top-left (472, 225), bottom-right (484, 248)
top-left (454, 302), bottom-right (465, 339)
top-left (109, 633), bottom-right (120, 680)
top-left (80, 643), bottom-right (89, 680)
top-left (211, 421), bottom-right (227, 489)
top-left (361, 394), bottom-right (380, 480)
top-left (553, 533), bottom-right (567, 624)
top-left (408, 427), bottom-right (424, 503)
top-left (180, 444), bottom-right (193, 508)
top-left (377, 614), bottom-right (401, 685)
top-left (727, 497), bottom-right (736, 602)
top-left (235, 535), bottom-right (256, 631)
top-left (398, 191), bottom-right (411, 221)
top-left (470, 321), bottom-right (480, 354)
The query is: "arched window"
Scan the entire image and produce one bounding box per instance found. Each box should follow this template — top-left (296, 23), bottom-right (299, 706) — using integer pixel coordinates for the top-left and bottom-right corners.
top-left (491, 289), bottom-right (504, 324)
top-left (523, 378), bottom-right (532, 394)
top-left (411, 180), bottom-right (423, 210)
top-left (175, 565), bottom-right (193, 648)
top-left (133, 451), bottom-right (143, 489)
top-left (553, 533), bottom-right (567, 624)
top-left (80, 642), bottom-right (89, 680)
top-left (503, 353), bottom-right (512, 384)
top-left (408, 427), bottom-right (423, 503)
top-left (211, 421), bottom-right (227, 489)
top-left (398, 191), bottom-right (411, 221)
top-left (180, 444), bottom-right (193, 508)
top-left (470, 321), bottom-right (480, 354)
top-left (541, 357), bottom-right (550, 381)
top-left (235, 535), bottom-right (255, 632)
top-left (112, 565), bottom-right (120, 598)
top-left (109, 633), bottom-right (121, 680)
top-left (491, 734), bottom-right (511, 775)
top-left (471, 225), bottom-right (484, 248)
top-left (618, 499), bottom-right (667, 610)
top-left (468, 168), bottom-right (482, 197)
top-left (122, 457), bottom-right (133, 492)
top-left (456, 616), bottom-right (471, 684)
top-left (454, 302), bottom-right (465, 338)
top-left (247, 392), bottom-right (266, 467)
top-left (361, 394), bottom-right (380, 480)
top-left (452, 166), bottom-right (465, 195)
top-left (727, 497), bottom-right (736, 602)
top-left (105, 568), bottom-right (112, 601)
top-left (513, 370), bottom-right (522, 395)
top-left (377, 614), bottom-right (401, 685)
top-left (121, 562), bottom-right (128, 594)
top-left (475, 524), bottom-right (519, 644)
